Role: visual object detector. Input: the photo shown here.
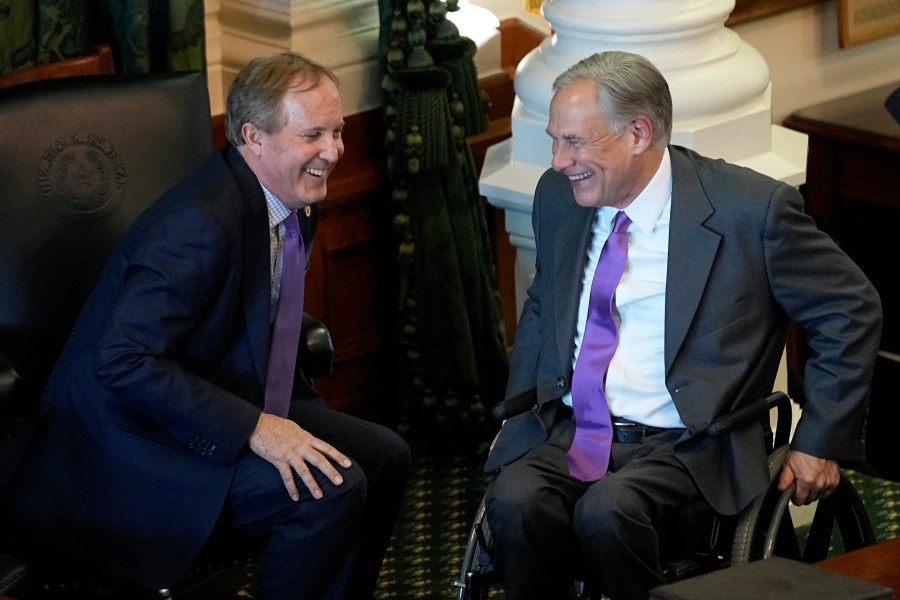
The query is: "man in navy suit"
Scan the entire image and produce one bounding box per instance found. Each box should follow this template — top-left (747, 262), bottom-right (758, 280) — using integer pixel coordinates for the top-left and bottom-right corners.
top-left (483, 51), bottom-right (881, 600)
top-left (0, 52), bottom-right (410, 599)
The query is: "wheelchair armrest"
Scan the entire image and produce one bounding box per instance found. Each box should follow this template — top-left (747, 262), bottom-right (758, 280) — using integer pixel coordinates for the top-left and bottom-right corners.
top-left (491, 389), bottom-right (537, 422)
top-left (706, 391), bottom-right (790, 439)
top-left (0, 353), bottom-right (19, 400)
top-left (298, 312), bottom-right (334, 380)
top-left (0, 554), bottom-right (31, 598)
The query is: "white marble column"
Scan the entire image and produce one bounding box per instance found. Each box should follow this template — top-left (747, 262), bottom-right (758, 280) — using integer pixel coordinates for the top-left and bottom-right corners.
top-left (213, 0), bottom-right (382, 115)
top-left (479, 0), bottom-right (808, 312)
top-left (205, 0), bottom-right (500, 116)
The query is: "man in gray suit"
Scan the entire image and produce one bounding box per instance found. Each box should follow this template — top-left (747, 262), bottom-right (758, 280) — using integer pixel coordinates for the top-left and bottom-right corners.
top-left (483, 51), bottom-right (881, 600)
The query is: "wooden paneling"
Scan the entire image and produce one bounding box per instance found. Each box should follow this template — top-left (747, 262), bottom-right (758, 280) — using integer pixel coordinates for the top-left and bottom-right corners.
top-left (303, 109), bottom-right (394, 419)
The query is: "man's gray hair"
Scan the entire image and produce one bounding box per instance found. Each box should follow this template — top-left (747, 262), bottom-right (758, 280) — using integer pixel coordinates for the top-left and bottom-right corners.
top-left (553, 51), bottom-right (672, 147)
top-left (225, 52), bottom-right (339, 147)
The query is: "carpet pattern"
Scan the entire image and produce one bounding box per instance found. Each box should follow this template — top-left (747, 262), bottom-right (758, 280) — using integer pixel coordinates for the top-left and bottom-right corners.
top-left (841, 468), bottom-right (900, 542)
top-left (374, 449), bottom-right (492, 600)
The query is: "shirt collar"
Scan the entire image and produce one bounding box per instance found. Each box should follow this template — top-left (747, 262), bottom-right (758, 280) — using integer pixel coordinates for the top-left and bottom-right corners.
top-left (260, 183), bottom-right (292, 229)
top-left (608, 147), bottom-right (672, 233)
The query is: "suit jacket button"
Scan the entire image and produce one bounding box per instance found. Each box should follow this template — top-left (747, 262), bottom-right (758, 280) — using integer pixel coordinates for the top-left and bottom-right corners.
top-left (556, 377), bottom-right (566, 389)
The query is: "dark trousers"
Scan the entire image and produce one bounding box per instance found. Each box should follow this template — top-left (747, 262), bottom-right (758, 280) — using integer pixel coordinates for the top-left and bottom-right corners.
top-left (484, 416), bottom-right (698, 600)
top-left (225, 399), bottom-right (410, 600)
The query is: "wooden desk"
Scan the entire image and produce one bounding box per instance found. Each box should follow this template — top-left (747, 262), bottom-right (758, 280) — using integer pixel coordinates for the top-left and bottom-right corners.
top-left (816, 536), bottom-right (900, 599)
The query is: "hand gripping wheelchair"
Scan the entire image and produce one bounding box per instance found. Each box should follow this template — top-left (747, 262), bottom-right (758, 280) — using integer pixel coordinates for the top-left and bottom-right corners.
top-left (454, 391), bottom-right (876, 600)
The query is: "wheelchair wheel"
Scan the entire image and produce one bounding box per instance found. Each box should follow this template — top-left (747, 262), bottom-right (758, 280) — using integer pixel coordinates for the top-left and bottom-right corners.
top-left (730, 445), bottom-right (877, 566)
top-left (454, 496), bottom-right (603, 599)
top-left (455, 496), bottom-right (496, 600)
top-left (731, 445), bottom-right (797, 564)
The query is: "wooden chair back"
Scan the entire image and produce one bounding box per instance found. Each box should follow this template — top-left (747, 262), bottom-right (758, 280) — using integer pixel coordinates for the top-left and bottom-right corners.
top-left (0, 43), bottom-right (115, 90)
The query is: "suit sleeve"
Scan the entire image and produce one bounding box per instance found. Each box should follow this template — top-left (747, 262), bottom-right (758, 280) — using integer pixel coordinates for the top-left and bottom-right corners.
top-left (764, 184), bottom-right (882, 462)
top-left (93, 204), bottom-right (260, 465)
top-left (504, 174), bottom-right (549, 400)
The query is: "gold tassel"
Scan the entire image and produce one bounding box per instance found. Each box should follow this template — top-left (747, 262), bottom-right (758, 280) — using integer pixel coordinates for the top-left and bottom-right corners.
top-left (523, 0), bottom-right (543, 16)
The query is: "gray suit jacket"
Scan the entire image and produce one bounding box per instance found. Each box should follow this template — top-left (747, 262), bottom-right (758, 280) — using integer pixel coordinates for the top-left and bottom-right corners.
top-left (485, 146), bottom-right (882, 516)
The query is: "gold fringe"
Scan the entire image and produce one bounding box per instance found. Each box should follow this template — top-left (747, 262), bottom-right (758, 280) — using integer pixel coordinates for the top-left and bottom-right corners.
top-left (523, 0), bottom-right (543, 16)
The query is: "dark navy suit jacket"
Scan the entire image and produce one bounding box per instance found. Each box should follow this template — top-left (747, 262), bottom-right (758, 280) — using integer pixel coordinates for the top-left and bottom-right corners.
top-left (1, 147), bottom-right (319, 586)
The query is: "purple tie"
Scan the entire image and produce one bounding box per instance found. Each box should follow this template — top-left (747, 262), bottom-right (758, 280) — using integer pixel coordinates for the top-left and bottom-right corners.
top-left (567, 210), bottom-right (631, 481)
top-left (264, 211), bottom-right (305, 418)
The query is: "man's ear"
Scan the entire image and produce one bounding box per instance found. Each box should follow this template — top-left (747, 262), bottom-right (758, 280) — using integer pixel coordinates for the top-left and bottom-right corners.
top-left (629, 115), bottom-right (655, 154)
top-left (241, 123), bottom-right (264, 157)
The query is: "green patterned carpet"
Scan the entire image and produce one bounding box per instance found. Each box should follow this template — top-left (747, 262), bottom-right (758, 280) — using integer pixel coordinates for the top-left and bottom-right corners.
top-left (845, 469), bottom-right (900, 541)
top-left (374, 448), bottom-right (492, 600)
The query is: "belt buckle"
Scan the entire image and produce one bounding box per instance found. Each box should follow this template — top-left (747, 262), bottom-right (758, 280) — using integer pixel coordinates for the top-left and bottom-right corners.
top-left (612, 421), bottom-right (643, 443)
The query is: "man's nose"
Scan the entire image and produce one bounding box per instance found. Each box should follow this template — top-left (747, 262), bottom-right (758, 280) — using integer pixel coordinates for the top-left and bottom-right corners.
top-left (551, 145), bottom-right (572, 171)
top-left (320, 136), bottom-right (343, 162)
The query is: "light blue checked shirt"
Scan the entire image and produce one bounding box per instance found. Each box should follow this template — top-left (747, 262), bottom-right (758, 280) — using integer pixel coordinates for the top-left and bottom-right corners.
top-left (261, 184), bottom-right (293, 322)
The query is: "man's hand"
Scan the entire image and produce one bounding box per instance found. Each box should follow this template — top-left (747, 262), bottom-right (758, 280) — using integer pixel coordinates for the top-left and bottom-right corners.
top-left (777, 449), bottom-right (840, 506)
top-left (249, 412), bottom-right (352, 501)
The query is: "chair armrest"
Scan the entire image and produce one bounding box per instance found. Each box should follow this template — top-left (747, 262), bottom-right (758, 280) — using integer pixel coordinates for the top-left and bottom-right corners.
top-left (706, 391), bottom-right (791, 440)
top-left (0, 354), bottom-right (19, 400)
top-left (491, 388), bottom-right (537, 422)
top-left (298, 312), bottom-right (334, 380)
top-left (0, 554), bottom-right (30, 598)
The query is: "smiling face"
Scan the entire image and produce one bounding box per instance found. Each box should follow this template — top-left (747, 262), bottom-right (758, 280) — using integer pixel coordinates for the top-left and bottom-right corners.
top-left (239, 76), bottom-right (345, 210)
top-left (547, 78), bottom-right (659, 209)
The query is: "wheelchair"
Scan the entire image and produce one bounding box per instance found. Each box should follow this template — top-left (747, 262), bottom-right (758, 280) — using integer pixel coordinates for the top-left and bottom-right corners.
top-left (454, 391), bottom-right (876, 600)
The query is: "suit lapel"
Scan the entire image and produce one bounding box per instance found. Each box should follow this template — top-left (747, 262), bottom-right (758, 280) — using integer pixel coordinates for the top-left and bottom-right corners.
top-left (552, 189), bottom-right (595, 373)
top-left (225, 149), bottom-right (272, 389)
top-left (664, 148), bottom-right (721, 374)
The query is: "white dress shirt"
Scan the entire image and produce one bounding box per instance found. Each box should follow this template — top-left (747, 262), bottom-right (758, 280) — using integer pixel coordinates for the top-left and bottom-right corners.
top-left (563, 148), bottom-right (684, 428)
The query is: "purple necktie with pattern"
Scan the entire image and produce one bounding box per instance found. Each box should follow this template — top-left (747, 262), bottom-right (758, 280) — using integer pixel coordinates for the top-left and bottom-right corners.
top-left (566, 210), bottom-right (631, 481)
top-left (264, 211), bottom-right (305, 418)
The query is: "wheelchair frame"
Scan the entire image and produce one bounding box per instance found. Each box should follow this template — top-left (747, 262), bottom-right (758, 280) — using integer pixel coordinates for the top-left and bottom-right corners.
top-left (454, 393), bottom-right (876, 600)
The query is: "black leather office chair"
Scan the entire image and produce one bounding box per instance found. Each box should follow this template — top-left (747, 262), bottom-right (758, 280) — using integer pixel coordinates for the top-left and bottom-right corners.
top-left (0, 71), bottom-right (334, 599)
top-left (455, 391), bottom-right (875, 600)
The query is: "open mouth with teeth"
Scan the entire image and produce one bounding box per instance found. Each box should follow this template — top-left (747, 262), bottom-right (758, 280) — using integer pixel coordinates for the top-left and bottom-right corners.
top-left (305, 167), bottom-right (326, 177)
top-left (569, 171), bottom-right (593, 182)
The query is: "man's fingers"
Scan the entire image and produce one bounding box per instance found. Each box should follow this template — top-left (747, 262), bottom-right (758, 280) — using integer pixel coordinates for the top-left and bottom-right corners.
top-left (791, 482), bottom-right (812, 506)
top-left (301, 443), bottom-right (347, 487)
top-left (278, 463), bottom-right (302, 501)
top-left (249, 414), bottom-right (351, 501)
top-left (777, 463), bottom-right (795, 492)
top-left (288, 459), bottom-right (324, 500)
top-left (312, 438), bottom-right (352, 469)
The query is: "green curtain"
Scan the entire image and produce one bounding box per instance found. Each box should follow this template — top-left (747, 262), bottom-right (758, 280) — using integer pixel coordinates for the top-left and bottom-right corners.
top-left (378, 0), bottom-right (509, 453)
top-left (0, 0), bottom-right (205, 75)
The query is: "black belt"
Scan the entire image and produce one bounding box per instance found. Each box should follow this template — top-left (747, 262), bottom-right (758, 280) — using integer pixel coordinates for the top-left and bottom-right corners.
top-left (561, 405), bottom-right (675, 443)
top-left (611, 419), bottom-right (672, 443)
